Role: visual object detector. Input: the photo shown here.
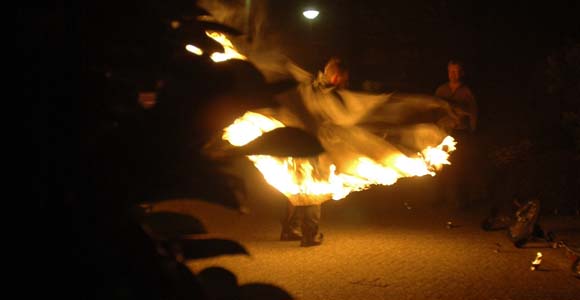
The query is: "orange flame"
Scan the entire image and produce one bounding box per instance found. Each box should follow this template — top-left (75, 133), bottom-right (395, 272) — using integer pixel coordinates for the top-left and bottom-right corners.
top-left (222, 112), bottom-right (456, 204)
top-left (205, 31), bottom-right (247, 62)
top-left (185, 44), bottom-right (203, 56)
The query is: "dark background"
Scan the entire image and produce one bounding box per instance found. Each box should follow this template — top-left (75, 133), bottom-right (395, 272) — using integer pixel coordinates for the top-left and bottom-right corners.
top-left (42, 1), bottom-right (578, 298)
top-left (266, 0), bottom-right (578, 89)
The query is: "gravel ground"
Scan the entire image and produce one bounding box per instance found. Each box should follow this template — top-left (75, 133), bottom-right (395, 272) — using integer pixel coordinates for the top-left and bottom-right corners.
top-left (152, 174), bottom-right (579, 300)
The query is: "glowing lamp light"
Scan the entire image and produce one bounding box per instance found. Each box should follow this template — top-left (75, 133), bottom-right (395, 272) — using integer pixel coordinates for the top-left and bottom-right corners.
top-left (170, 20), bottom-right (181, 29)
top-left (302, 9), bottom-right (319, 20)
top-left (185, 44), bottom-right (203, 56)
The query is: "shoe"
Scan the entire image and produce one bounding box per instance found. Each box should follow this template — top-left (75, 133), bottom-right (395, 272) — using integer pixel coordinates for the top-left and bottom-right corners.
top-left (280, 230), bottom-right (302, 241)
top-left (300, 233), bottom-right (323, 247)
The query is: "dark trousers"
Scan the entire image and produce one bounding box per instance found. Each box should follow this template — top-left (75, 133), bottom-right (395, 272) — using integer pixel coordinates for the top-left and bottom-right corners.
top-left (282, 201), bottom-right (321, 241)
top-left (437, 131), bottom-right (486, 209)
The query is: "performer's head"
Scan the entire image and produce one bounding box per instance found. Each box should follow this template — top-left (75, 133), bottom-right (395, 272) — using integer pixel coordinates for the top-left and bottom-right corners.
top-left (324, 57), bottom-right (349, 88)
top-left (447, 60), bottom-right (465, 84)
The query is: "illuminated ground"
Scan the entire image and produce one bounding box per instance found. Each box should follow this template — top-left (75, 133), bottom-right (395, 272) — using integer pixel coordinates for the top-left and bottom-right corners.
top-left (153, 167), bottom-right (580, 300)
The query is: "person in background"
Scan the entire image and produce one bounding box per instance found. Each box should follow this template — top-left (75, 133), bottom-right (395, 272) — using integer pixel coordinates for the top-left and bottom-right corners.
top-left (435, 59), bottom-right (480, 209)
top-left (435, 60), bottom-right (477, 132)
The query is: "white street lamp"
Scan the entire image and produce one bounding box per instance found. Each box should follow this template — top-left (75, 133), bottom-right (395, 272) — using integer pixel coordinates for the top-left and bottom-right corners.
top-left (302, 9), bottom-right (319, 20)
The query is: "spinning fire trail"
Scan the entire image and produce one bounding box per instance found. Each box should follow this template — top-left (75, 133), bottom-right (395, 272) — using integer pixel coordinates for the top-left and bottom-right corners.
top-left (198, 31), bottom-right (458, 205)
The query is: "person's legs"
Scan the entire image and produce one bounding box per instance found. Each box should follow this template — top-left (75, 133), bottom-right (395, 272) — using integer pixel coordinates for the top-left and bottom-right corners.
top-left (300, 204), bottom-right (323, 247)
top-left (434, 167), bottom-right (460, 209)
top-left (444, 132), bottom-right (469, 209)
top-left (280, 200), bottom-right (302, 241)
top-left (458, 133), bottom-right (481, 210)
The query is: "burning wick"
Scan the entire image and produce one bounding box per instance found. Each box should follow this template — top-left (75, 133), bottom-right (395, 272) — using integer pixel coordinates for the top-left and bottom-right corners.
top-left (494, 242), bottom-right (502, 253)
top-left (530, 252), bottom-right (542, 271)
top-left (446, 221), bottom-right (453, 229)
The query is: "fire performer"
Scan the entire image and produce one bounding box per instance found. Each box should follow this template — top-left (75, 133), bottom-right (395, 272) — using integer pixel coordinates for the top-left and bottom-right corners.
top-left (280, 57), bottom-right (350, 246)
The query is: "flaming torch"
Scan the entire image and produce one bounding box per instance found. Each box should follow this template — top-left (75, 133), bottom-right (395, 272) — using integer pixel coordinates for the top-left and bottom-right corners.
top-left (185, 31), bottom-right (247, 62)
top-left (530, 252), bottom-right (543, 271)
